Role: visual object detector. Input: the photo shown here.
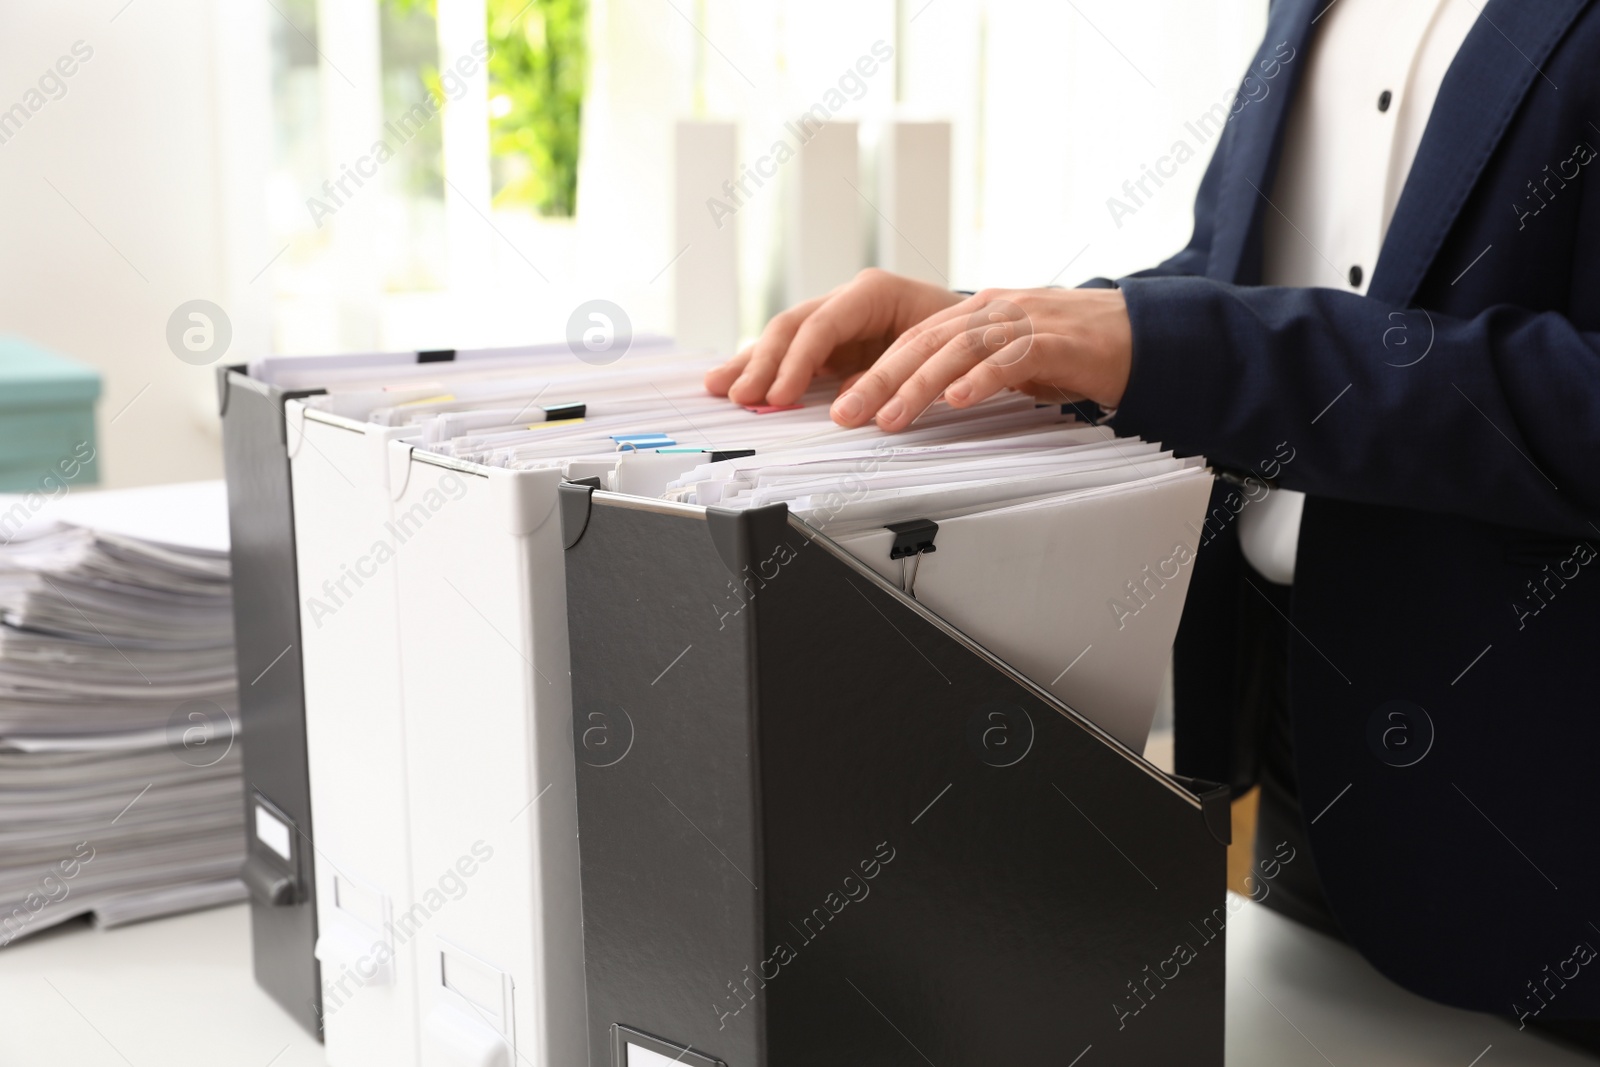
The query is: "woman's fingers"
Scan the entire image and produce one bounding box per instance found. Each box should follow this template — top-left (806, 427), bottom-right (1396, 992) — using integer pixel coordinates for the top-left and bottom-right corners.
top-left (724, 295), bottom-right (827, 405)
top-left (876, 327), bottom-right (1012, 431)
top-left (715, 272), bottom-right (974, 407)
top-left (944, 335), bottom-right (1040, 408)
top-left (831, 293), bottom-right (1040, 430)
top-left (778, 286), bottom-right (1126, 427)
top-left (872, 320), bottom-right (1045, 430)
top-left (829, 313), bottom-right (982, 426)
top-left (764, 272), bottom-right (911, 405)
top-left (704, 348), bottom-right (753, 397)
top-left (872, 290), bottom-right (988, 368)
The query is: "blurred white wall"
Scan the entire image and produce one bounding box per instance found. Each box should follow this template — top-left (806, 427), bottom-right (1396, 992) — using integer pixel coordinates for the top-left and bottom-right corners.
top-left (576, 0), bottom-right (1268, 337)
top-left (0, 0), bottom-right (271, 489)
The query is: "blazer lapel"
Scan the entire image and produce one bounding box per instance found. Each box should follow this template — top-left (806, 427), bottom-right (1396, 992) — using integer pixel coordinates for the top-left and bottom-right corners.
top-left (1369, 0), bottom-right (1592, 306)
top-left (1208, 0), bottom-right (1321, 284)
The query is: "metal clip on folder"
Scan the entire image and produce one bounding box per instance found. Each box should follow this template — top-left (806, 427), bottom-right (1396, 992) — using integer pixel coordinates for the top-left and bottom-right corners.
top-left (885, 518), bottom-right (938, 598)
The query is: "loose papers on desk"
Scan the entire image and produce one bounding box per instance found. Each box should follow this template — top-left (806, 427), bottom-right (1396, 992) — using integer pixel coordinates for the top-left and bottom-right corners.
top-left (0, 482), bottom-right (244, 945)
top-left (292, 352), bottom-right (1212, 750)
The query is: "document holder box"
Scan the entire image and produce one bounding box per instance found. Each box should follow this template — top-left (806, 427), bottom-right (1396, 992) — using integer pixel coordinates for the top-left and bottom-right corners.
top-left (217, 366), bottom-right (327, 1038)
top-left (560, 486), bottom-right (1230, 1066)
top-left (220, 343), bottom-right (585, 1049)
top-left (220, 341), bottom-right (672, 1059)
top-left (286, 401), bottom-right (587, 1067)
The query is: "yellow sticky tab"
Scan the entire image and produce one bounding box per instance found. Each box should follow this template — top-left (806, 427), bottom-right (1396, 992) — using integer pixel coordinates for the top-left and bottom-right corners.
top-left (399, 394), bottom-right (455, 406)
top-left (526, 417), bottom-right (585, 430)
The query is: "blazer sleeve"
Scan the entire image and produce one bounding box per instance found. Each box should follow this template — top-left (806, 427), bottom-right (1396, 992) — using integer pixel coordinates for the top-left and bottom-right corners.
top-left (1111, 277), bottom-right (1600, 538)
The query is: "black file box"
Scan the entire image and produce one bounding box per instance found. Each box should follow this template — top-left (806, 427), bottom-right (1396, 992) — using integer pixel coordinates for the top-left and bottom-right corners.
top-left (560, 486), bottom-right (1230, 1066)
top-left (217, 366), bottom-right (324, 1038)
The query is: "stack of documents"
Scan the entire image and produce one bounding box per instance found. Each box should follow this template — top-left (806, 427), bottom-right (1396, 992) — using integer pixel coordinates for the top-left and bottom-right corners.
top-left (0, 482), bottom-right (245, 945)
top-left (285, 350), bottom-right (1211, 748)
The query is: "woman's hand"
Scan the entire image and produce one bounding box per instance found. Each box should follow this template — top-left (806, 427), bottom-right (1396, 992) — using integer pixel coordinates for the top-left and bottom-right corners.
top-left (704, 269), bottom-right (966, 407)
top-left (831, 286), bottom-right (1134, 431)
top-left (706, 272), bottom-right (1134, 432)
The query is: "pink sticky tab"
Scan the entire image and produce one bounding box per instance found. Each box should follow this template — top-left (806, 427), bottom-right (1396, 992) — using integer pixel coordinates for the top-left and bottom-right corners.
top-left (744, 403), bottom-right (804, 414)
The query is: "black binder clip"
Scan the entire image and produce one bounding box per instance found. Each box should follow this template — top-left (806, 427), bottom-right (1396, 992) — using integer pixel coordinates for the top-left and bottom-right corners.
top-left (541, 402), bottom-right (586, 421)
top-left (1059, 399), bottom-right (1110, 424)
top-left (885, 518), bottom-right (938, 599)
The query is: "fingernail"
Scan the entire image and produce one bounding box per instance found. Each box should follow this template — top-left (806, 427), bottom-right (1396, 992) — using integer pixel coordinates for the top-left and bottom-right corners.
top-left (878, 397), bottom-right (905, 425)
top-left (946, 380), bottom-right (972, 403)
top-left (833, 393), bottom-right (864, 421)
top-left (732, 374), bottom-right (750, 392)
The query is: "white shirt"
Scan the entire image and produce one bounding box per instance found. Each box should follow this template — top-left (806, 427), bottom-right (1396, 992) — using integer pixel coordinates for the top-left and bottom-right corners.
top-left (1238, 0), bottom-right (1478, 584)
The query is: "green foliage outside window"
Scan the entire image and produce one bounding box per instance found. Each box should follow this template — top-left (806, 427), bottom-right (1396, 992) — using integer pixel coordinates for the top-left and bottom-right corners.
top-left (381, 0), bottom-right (588, 218)
top-left (488, 0), bottom-right (587, 217)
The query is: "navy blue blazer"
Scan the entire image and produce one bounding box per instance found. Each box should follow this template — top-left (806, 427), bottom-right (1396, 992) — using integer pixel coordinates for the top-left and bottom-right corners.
top-left (1108, 0), bottom-right (1600, 1021)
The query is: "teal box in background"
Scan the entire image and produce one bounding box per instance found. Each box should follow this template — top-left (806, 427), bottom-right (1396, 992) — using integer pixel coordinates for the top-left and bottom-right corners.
top-left (0, 337), bottom-right (101, 492)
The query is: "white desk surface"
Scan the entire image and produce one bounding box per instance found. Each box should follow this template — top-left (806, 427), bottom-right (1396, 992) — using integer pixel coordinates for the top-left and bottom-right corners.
top-left (0, 898), bottom-right (1587, 1066)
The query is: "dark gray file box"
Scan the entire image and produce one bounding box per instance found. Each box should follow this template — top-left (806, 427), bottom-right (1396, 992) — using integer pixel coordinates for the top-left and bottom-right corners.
top-left (217, 366), bottom-right (325, 1038)
top-left (560, 486), bottom-right (1230, 1066)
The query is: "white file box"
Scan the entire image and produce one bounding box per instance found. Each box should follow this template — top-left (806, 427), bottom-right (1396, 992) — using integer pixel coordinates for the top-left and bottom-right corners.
top-left (390, 451), bottom-right (585, 1067)
top-left (289, 404), bottom-right (423, 1067)
top-left (289, 401), bottom-right (586, 1067)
